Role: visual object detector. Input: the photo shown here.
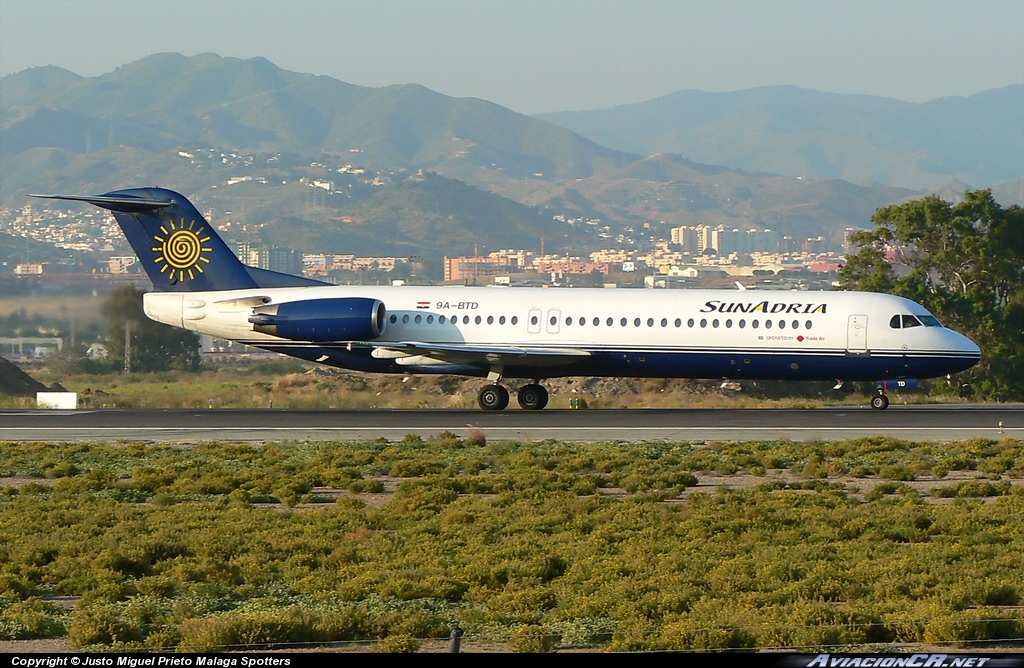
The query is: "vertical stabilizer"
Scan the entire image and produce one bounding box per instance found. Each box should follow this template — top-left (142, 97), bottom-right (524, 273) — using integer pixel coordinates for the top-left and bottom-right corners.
top-left (32, 188), bottom-right (323, 291)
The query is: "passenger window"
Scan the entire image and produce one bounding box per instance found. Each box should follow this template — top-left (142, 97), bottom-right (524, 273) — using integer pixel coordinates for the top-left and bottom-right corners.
top-left (765, 320), bottom-right (772, 329)
top-left (647, 318), bottom-right (655, 327)
top-left (687, 318), bottom-right (695, 328)
top-left (739, 319), bottom-right (746, 328)
top-left (511, 316), bottom-right (518, 325)
top-left (661, 318), bottom-right (668, 327)
top-left (389, 315), bottom-right (398, 324)
top-left (620, 318), bottom-right (627, 327)
top-left (779, 320), bottom-right (785, 329)
top-left (752, 320), bottom-right (759, 329)
top-left (606, 317), bottom-right (613, 326)
top-left (415, 315), bottom-right (422, 324)
top-left (499, 316), bottom-right (506, 325)
top-left (439, 315), bottom-right (447, 324)
top-left (427, 315), bottom-right (434, 324)
top-left (726, 319), bottom-right (733, 328)
top-left (463, 315), bottom-right (470, 325)
top-left (530, 315), bottom-right (538, 326)
top-left (712, 319), bottom-right (720, 328)
top-left (593, 317), bottom-right (600, 326)
top-left (805, 320), bottom-right (812, 330)
top-left (402, 315), bottom-right (409, 324)
top-left (792, 320), bottom-right (799, 329)
top-left (700, 319), bottom-right (707, 328)
top-left (674, 318), bottom-right (681, 327)
top-left (634, 318), bottom-right (642, 327)
top-left (566, 317), bottom-right (573, 326)
top-left (487, 315), bottom-right (494, 325)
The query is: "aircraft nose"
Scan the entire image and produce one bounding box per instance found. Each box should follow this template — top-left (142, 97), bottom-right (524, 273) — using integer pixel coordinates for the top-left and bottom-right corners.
top-left (960, 332), bottom-right (981, 358)
top-left (952, 330), bottom-right (982, 370)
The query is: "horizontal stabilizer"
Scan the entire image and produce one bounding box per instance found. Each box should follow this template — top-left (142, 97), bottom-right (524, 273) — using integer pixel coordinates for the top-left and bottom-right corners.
top-left (30, 193), bottom-right (172, 212)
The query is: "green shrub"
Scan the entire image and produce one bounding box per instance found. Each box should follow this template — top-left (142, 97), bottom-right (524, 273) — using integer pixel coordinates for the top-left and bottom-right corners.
top-left (924, 608), bottom-right (1020, 646)
top-left (374, 634), bottom-right (421, 653)
top-left (0, 598), bottom-right (67, 640)
top-left (69, 604), bottom-right (145, 648)
top-left (508, 624), bottom-right (559, 653)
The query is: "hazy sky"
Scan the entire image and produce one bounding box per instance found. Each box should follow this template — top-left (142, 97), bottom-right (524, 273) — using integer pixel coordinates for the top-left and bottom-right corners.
top-left (1, 0), bottom-right (1021, 115)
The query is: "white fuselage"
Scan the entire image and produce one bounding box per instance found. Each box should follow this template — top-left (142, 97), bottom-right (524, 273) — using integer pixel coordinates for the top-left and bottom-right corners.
top-left (144, 285), bottom-right (980, 383)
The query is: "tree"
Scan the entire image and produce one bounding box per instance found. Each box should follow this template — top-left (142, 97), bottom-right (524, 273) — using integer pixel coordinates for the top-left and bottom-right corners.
top-left (838, 189), bottom-right (1024, 401)
top-left (101, 286), bottom-right (202, 373)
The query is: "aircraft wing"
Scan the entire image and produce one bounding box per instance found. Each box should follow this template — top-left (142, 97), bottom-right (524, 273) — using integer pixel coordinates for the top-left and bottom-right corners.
top-left (365, 341), bottom-right (591, 368)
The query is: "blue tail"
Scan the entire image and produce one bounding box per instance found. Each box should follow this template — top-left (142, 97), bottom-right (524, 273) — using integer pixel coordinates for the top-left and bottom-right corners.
top-left (31, 187), bottom-right (326, 292)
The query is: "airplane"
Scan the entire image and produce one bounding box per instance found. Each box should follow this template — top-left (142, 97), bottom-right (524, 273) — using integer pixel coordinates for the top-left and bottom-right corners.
top-left (32, 187), bottom-right (981, 411)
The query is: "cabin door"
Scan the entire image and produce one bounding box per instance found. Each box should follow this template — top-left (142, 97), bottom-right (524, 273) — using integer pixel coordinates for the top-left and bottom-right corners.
top-left (527, 308), bottom-right (542, 334)
top-left (546, 309), bottom-right (561, 335)
top-left (847, 314), bottom-right (868, 354)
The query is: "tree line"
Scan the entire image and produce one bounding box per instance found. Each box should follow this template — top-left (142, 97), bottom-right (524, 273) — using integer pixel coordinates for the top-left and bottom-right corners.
top-left (839, 189), bottom-right (1023, 402)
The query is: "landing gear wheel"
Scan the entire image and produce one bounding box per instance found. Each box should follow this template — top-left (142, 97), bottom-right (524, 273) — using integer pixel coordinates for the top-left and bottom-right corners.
top-left (517, 383), bottom-right (549, 410)
top-left (871, 393), bottom-right (890, 410)
top-left (477, 384), bottom-right (510, 411)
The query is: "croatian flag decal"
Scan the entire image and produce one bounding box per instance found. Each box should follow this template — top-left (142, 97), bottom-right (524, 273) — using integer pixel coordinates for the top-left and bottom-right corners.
top-left (416, 301), bottom-right (431, 309)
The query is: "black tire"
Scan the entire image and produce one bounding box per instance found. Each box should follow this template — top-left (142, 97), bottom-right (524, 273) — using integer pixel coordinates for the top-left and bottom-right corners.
top-left (517, 383), bottom-right (549, 410)
top-left (870, 394), bottom-right (890, 410)
top-left (477, 384), bottom-right (510, 411)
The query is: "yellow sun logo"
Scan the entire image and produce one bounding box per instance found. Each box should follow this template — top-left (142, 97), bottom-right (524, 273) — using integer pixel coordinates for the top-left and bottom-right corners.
top-left (152, 218), bottom-right (212, 282)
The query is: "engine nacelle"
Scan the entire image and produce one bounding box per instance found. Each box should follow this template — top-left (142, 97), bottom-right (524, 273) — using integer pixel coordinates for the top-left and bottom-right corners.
top-left (248, 298), bottom-right (386, 341)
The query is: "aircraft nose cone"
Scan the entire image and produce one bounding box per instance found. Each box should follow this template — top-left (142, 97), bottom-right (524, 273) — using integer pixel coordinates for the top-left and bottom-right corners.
top-left (961, 333), bottom-right (981, 358)
top-left (955, 331), bottom-right (982, 372)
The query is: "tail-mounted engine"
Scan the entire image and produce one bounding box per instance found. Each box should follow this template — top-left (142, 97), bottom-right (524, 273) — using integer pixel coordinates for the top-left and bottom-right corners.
top-left (248, 298), bottom-right (386, 341)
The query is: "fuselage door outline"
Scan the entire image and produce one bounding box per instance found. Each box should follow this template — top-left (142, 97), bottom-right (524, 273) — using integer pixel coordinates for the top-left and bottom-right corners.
top-left (847, 314), bottom-right (868, 354)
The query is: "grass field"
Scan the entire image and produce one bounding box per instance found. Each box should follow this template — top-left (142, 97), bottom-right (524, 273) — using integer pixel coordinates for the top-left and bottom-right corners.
top-left (1, 435), bottom-right (1022, 653)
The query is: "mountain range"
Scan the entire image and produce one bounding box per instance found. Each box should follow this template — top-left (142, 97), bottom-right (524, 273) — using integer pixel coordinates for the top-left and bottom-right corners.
top-left (539, 85), bottom-right (1024, 191)
top-left (2, 52), bottom-right (1020, 260)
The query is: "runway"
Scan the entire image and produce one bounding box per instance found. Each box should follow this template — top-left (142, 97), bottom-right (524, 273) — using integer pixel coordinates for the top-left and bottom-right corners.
top-left (1, 404), bottom-right (1020, 443)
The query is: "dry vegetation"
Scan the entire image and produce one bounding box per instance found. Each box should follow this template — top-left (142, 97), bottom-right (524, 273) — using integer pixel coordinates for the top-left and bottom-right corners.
top-left (1, 356), bottom-right (967, 410)
top-left (1, 436), bottom-right (1022, 653)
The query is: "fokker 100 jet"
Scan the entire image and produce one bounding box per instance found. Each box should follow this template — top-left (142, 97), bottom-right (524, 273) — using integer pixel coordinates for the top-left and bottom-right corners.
top-left (32, 188), bottom-right (981, 410)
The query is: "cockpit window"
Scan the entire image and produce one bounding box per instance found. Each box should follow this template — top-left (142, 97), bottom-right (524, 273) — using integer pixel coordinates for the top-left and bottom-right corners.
top-left (891, 313), bottom-right (943, 329)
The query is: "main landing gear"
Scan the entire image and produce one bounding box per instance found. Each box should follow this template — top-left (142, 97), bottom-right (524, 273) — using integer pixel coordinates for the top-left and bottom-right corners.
top-left (476, 382), bottom-right (549, 410)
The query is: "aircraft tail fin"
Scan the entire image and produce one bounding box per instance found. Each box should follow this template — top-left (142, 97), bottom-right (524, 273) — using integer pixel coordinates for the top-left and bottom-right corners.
top-left (31, 188), bottom-right (327, 292)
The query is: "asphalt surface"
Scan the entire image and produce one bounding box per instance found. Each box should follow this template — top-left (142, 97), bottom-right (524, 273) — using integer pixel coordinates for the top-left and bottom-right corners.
top-left (1, 404), bottom-right (1020, 442)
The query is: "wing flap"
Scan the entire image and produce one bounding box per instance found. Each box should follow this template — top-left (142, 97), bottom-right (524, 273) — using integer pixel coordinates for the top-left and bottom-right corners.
top-left (369, 341), bottom-right (590, 368)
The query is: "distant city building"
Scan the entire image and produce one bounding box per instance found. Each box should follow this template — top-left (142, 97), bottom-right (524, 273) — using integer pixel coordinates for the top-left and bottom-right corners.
top-left (235, 243), bottom-right (303, 274)
top-left (671, 225), bottom-right (782, 255)
top-left (444, 255), bottom-right (516, 282)
top-left (108, 256), bottom-right (138, 274)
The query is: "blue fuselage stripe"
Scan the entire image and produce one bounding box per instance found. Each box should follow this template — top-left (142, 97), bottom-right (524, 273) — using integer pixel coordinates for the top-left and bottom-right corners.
top-left (257, 345), bottom-right (977, 381)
